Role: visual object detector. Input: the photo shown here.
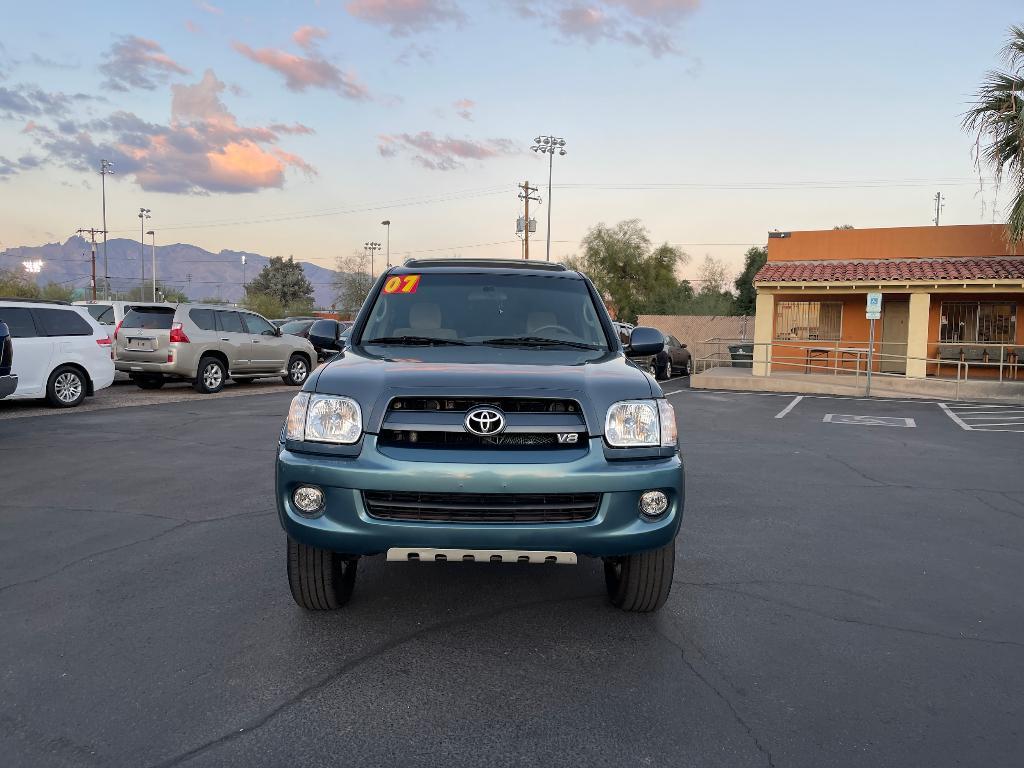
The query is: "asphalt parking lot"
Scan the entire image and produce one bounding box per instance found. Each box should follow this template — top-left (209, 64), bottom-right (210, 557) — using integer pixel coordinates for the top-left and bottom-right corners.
top-left (2, 384), bottom-right (1023, 767)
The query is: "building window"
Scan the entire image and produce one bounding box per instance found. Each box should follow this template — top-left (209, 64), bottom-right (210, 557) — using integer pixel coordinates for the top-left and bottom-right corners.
top-left (940, 302), bottom-right (1017, 343)
top-left (774, 301), bottom-right (842, 341)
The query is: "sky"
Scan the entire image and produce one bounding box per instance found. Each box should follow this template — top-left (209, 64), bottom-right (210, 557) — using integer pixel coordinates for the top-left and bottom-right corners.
top-left (0, 0), bottom-right (1021, 285)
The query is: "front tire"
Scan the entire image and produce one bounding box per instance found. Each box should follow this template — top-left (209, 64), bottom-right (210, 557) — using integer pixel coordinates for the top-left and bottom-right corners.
top-left (193, 356), bottom-right (226, 394)
top-left (46, 366), bottom-right (87, 408)
top-left (604, 540), bottom-right (676, 612)
top-left (287, 537), bottom-right (358, 610)
top-left (283, 354), bottom-right (310, 386)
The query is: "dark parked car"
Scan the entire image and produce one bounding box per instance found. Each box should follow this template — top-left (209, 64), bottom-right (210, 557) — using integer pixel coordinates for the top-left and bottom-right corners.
top-left (612, 321), bottom-right (658, 378)
top-left (655, 335), bottom-right (692, 379)
top-left (0, 321), bottom-right (16, 399)
top-left (279, 258), bottom-right (684, 613)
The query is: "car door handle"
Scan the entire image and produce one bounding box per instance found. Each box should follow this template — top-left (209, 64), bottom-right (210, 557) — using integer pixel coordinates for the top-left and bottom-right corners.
top-left (253, 340), bottom-right (260, 344)
top-left (221, 338), bottom-right (230, 341)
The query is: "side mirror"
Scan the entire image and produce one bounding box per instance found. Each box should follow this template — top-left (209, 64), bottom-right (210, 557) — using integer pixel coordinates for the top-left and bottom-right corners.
top-left (308, 320), bottom-right (341, 351)
top-left (275, 327), bottom-right (282, 336)
top-left (680, 343), bottom-right (687, 349)
top-left (625, 326), bottom-right (665, 357)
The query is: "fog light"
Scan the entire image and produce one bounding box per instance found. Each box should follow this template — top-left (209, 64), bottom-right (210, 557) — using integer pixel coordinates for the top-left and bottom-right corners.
top-left (293, 485), bottom-right (325, 517)
top-left (639, 490), bottom-right (669, 518)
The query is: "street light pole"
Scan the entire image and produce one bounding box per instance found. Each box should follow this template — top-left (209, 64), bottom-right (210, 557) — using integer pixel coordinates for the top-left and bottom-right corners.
top-left (138, 208), bottom-right (150, 298)
top-left (146, 230), bottom-right (156, 301)
top-left (531, 135), bottom-right (567, 261)
top-left (100, 160), bottom-right (113, 298)
top-left (381, 220), bottom-right (391, 267)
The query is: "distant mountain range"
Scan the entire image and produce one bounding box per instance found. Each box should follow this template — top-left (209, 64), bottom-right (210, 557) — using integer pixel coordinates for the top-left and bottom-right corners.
top-left (0, 236), bottom-right (339, 307)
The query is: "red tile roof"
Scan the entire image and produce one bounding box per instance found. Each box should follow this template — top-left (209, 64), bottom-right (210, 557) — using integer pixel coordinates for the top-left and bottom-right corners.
top-left (755, 257), bottom-right (1024, 284)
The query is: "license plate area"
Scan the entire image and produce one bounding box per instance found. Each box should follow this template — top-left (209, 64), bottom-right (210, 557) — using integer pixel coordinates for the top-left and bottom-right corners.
top-left (128, 337), bottom-right (156, 351)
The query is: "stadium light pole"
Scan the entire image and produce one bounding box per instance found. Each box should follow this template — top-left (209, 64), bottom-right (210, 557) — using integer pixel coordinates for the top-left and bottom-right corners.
top-left (100, 160), bottom-right (113, 297)
top-left (530, 135), bottom-right (567, 261)
top-left (365, 241), bottom-right (381, 279)
top-left (138, 208), bottom-right (150, 298)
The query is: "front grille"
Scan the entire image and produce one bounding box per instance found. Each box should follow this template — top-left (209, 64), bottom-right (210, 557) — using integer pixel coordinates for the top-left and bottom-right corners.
top-left (379, 430), bottom-right (579, 449)
top-left (389, 397), bottom-right (580, 414)
top-left (363, 491), bottom-right (601, 523)
top-left (378, 396), bottom-right (588, 450)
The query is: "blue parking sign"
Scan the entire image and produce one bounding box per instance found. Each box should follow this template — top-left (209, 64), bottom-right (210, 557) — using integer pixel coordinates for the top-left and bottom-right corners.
top-left (866, 292), bottom-right (882, 319)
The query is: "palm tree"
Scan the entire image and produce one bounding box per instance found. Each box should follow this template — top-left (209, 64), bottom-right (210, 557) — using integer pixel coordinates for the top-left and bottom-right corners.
top-left (963, 25), bottom-right (1024, 243)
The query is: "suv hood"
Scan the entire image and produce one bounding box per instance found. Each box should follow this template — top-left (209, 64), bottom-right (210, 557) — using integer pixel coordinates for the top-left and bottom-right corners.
top-left (312, 346), bottom-right (657, 435)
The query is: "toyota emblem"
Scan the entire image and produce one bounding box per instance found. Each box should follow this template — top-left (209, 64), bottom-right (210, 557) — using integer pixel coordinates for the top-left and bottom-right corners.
top-left (464, 406), bottom-right (506, 436)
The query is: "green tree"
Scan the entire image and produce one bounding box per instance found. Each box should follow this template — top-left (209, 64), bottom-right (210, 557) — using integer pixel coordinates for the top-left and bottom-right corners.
top-left (733, 245), bottom-right (767, 315)
top-left (241, 292), bottom-right (286, 319)
top-left (40, 282), bottom-right (76, 302)
top-left (688, 255), bottom-right (735, 316)
top-left (566, 220), bottom-right (691, 323)
top-left (245, 256), bottom-right (315, 308)
top-left (964, 25), bottom-right (1024, 243)
top-left (333, 252), bottom-right (374, 315)
top-left (0, 270), bottom-right (41, 299)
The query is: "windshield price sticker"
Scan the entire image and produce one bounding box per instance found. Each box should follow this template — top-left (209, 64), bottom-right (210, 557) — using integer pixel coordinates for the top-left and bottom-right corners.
top-left (383, 275), bottom-right (421, 294)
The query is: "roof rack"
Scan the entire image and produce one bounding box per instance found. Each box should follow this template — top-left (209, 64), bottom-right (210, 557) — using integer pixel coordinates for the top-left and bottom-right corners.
top-left (401, 258), bottom-right (568, 272)
top-left (0, 297), bottom-right (72, 305)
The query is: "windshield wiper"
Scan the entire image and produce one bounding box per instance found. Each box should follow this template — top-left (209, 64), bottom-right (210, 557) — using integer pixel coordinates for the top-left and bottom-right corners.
top-left (482, 336), bottom-right (602, 351)
top-left (364, 335), bottom-right (471, 346)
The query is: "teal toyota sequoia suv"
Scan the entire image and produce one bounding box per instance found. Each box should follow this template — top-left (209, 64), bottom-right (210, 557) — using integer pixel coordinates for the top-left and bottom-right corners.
top-left (277, 259), bottom-right (685, 612)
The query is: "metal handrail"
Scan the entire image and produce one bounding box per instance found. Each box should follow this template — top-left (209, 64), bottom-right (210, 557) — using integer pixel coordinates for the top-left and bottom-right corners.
top-left (694, 340), bottom-right (1023, 396)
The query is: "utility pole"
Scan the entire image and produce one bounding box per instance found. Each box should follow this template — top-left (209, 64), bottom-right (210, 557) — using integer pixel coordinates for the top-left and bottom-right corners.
top-left (76, 227), bottom-right (107, 300)
top-left (100, 160), bottom-right (113, 299)
top-left (932, 192), bottom-right (945, 226)
top-left (517, 181), bottom-right (540, 259)
top-left (138, 208), bottom-right (151, 298)
top-left (530, 136), bottom-right (567, 261)
top-left (365, 241), bottom-right (381, 278)
top-left (241, 254), bottom-right (247, 300)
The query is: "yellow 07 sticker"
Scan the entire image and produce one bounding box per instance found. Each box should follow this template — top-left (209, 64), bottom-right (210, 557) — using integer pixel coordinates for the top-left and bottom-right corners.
top-left (383, 275), bottom-right (421, 294)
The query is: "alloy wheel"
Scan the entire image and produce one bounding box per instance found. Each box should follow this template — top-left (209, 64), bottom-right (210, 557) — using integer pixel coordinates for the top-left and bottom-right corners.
top-left (290, 359), bottom-right (308, 384)
top-left (203, 364), bottom-right (223, 389)
top-left (54, 372), bottom-right (82, 403)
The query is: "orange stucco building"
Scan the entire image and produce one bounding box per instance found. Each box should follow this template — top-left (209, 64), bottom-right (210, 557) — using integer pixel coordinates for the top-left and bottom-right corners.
top-left (751, 224), bottom-right (1024, 380)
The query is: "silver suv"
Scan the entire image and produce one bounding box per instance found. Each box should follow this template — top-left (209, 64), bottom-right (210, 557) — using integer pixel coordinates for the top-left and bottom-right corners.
top-left (114, 304), bottom-right (317, 393)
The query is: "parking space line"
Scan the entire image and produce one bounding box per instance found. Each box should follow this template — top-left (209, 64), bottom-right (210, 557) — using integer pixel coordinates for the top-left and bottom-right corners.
top-left (774, 396), bottom-right (803, 419)
top-left (823, 414), bottom-right (917, 427)
top-left (938, 403), bottom-right (974, 431)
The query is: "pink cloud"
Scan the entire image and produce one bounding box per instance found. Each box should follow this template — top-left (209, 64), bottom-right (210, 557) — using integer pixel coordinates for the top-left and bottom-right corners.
top-left (99, 36), bottom-right (190, 91)
top-left (346, 0), bottom-right (465, 36)
top-left (185, 19), bottom-right (202, 34)
top-left (196, 1), bottom-right (223, 15)
top-left (24, 70), bottom-right (315, 194)
top-left (292, 25), bottom-right (328, 50)
top-left (233, 31), bottom-right (370, 100)
top-left (378, 131), bottom-right (517, 170)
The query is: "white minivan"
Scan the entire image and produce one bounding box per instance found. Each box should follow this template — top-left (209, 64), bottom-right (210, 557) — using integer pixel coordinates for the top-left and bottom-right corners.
top-left (0, 300), bottom-right (116, 407)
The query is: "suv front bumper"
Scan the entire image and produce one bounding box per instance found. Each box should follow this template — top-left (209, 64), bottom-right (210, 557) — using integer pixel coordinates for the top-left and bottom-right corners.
top-left (277, 437), bottom-right (684, 558)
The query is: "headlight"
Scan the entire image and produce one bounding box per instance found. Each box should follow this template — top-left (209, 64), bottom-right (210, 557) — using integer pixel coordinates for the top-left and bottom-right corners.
top-left (285, 392), bottom-right (362, 444)
top-left (305, 394), bottom-right (362, 444)
top-left (604, 399), bottom-right (678, 448)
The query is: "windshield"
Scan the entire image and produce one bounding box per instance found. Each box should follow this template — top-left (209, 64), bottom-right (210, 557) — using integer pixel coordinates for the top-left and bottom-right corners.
top-left (280, 319), bottom-right (313, 334)
top-left (360, 273), bottom-right (608, 348)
